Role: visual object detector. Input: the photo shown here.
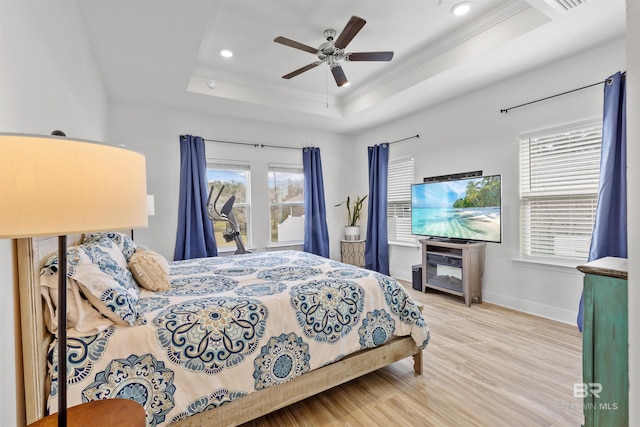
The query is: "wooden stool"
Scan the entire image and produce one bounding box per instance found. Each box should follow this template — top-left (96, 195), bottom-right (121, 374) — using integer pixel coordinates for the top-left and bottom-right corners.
top-left (27, 399), bottom-right (145, 427)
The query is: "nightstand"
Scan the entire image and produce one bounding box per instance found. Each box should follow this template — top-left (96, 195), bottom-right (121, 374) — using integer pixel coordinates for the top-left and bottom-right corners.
top-left (27, 399), bottom-right (145, 427)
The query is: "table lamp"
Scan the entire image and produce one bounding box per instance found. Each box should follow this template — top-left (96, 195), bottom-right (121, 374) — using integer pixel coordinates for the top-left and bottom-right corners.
top-left (0, 133), bottom-right (148, 427)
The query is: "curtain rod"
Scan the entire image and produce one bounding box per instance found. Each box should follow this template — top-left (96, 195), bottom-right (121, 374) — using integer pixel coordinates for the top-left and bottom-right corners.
top-left (203, 134), bottom-right (420, 149)
top-left (500, 80), bottom-right (606, 114)
top-left (203, 138), bottom-right (301, 151)
top-left (389, 134), bottom-right (420, 144)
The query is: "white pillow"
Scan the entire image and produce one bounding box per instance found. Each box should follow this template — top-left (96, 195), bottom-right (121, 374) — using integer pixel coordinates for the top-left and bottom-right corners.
top-left (40, 268), bottom-right (114, 336)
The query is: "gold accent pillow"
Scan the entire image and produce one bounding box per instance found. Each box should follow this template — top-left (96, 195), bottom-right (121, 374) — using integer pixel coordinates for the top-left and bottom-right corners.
top-left (128, 248), bottom-right (171, 292)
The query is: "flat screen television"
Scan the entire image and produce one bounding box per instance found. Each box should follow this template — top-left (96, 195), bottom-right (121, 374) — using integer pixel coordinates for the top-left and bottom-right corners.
top-left (411, 175), bottom-right (502, 243)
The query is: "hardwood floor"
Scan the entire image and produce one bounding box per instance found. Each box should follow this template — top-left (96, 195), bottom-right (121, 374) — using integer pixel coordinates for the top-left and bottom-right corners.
top-left (241, 283), bottom-right (584, 427)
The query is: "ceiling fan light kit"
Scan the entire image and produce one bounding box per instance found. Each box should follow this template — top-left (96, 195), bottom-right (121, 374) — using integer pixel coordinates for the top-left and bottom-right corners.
top-left (274, 15), bottom-right (394, 87)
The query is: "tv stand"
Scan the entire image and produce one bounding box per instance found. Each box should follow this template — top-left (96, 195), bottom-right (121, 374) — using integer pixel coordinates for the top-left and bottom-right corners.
top-left (420, 239), bottom-right (485, 306)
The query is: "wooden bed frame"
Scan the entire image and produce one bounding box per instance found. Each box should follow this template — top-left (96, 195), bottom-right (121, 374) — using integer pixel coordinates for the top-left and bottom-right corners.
top-left (17, 236), bottom-right (423, 426)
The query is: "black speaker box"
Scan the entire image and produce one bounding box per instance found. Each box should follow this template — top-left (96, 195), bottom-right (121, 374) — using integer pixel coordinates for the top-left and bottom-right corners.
top-left (412, 264), bottom-right (422, 291)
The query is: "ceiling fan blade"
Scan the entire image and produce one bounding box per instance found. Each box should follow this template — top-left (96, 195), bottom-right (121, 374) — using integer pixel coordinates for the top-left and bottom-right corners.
top-left (334, 16), bottom-right (366, 49)
top-left (347, 51), bottom-right (394, 61)
top-left (331, 65), bottom-right (349, 87)
top-left (282, 62), bottom-right (322, 79)
top-left (274, 36), bottom-right (317, 54)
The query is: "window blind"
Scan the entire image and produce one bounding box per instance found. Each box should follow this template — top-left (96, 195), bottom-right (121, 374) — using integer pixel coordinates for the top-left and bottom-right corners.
top-left (387, 156), bottom-right (415, 244)
top-left (519, 122), bottom-right (601, 260)
top-left (268, 164), bottom-right (302, 174)
top-left (207, 161), bottom-right (250, 171)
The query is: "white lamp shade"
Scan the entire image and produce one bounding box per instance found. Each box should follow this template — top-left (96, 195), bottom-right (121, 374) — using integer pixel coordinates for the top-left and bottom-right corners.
top-left (0, 133), bottom-right (148, 238)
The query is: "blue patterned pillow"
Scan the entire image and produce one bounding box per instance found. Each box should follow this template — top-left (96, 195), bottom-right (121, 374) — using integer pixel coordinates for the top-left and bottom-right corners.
top-left (69, 239), bottom-right (141, 326)
top-left (83, 232), bottom-right (137, 262)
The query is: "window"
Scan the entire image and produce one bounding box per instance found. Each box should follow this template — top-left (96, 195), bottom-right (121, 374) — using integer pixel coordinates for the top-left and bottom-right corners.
top-left (269, 165), bottom-right (304, 243)
top-left (519, 120), bottom-right (602, 260)
top-left (206, 163), bottom-right (250, 250)
top-left (387, 156), bottom-right (416, 244)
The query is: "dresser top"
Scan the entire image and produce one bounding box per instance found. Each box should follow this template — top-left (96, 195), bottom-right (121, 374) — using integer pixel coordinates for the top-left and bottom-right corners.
top-left (577, 256), bottom-right (628, 279)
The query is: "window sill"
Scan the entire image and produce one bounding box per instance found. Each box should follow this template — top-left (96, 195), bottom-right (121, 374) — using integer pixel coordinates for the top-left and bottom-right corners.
top-left (389, 240), bottom-right (420, 249)
top-left (217, 248), bottom-right (255, 256)
top-left (266, 242), bottom-right (303, 250)
top-left (512, 256), bottom-right (586, 273)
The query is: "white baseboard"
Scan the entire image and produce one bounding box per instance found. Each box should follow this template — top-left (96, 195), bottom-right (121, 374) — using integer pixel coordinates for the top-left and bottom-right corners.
top-left (390, 267), bottom-right (579, 326)
top-left (390, 268), bottom-right (412, 284)
top-left (482, 291), bottom-right (579, 326)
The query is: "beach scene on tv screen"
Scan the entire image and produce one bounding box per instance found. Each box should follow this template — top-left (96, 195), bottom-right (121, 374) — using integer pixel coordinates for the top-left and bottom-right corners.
top-left (412, 176), bottom-right (501, 242)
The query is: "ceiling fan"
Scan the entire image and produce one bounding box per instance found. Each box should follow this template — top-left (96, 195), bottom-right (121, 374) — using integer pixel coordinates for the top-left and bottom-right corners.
top-left (274, 16), bottom-right (394, 87)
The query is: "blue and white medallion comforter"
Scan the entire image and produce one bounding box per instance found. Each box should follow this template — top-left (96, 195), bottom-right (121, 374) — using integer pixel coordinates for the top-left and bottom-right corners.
top-left (47, 250), bottom-right (430, 426)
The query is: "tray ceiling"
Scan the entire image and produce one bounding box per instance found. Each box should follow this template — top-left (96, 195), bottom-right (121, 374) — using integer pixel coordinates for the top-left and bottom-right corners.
top-left (77, 0), bottom-right (625, 134)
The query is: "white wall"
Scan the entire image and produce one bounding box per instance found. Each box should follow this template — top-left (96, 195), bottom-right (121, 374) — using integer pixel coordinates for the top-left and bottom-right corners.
top-left (0, 1), bottom-right (110, 425)
top-left (0, 3), bottom-right (108, 138)
top-left (108, 102), bottom-right (355, 261)
top-left (353, 38), bottom-right (626, 325)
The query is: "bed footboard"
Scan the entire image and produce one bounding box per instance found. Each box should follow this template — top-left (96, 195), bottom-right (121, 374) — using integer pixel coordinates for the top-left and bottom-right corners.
top-left (174, 336), bottom-right (422, 427)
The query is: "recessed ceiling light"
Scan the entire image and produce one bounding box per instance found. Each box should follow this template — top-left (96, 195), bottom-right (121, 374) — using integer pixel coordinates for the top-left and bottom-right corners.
top-left (220, 49), bottom-right (233, 58)
top-left (451, 1), bottom-right (471, 16)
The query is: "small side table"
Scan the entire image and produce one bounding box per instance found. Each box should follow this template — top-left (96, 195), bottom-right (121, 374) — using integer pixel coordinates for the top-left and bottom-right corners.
top-left (340, 239), bottom-right (366, 267)
top-left (27, 399), bottom-right (145, 427)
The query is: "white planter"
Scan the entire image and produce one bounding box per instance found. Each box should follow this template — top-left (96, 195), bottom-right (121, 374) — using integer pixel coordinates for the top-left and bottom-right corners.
top-left (344, 226), bottom-right (361, 241)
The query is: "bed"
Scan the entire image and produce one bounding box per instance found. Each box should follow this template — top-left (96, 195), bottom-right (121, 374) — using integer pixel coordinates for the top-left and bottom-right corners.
top-left (17, 233), bottom-right (430, 426)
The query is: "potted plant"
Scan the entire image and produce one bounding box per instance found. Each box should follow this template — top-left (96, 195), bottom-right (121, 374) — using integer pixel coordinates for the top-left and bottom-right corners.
top-left (335, 194), bottom-right (367, 240)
